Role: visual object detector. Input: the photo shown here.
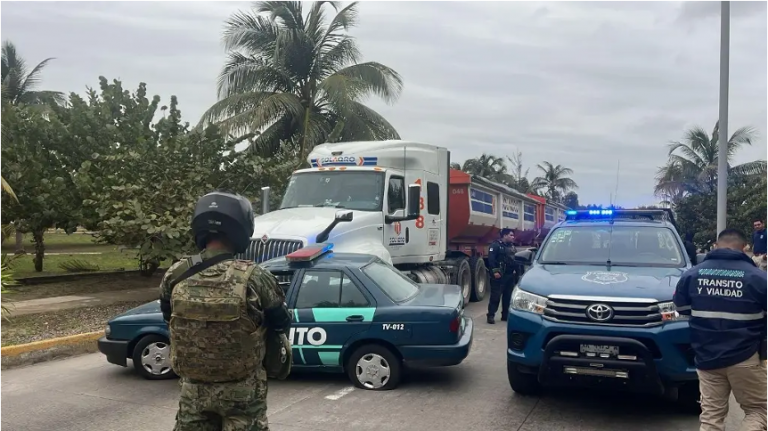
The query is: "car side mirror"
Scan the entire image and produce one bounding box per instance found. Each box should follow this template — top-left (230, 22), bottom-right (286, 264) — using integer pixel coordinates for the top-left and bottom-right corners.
top-left (407, 184), bottom-right (421, 218)
top-left (335, 210), bottom-right (353, 222)
top-left (515, 249), bottom-right (535, 266)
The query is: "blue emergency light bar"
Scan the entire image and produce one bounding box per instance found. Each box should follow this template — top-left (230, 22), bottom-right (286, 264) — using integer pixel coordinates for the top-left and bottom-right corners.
top-left (285, 243), bottom-right (334, 262)
top-left (564, 208), bottom-right (675, 224)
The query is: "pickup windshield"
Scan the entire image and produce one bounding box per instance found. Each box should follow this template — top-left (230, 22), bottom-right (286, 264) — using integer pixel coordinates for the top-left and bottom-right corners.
top-left (280, 171), bottom-right (385, 212)
top-left (539, 225), bottom-right (685, 268)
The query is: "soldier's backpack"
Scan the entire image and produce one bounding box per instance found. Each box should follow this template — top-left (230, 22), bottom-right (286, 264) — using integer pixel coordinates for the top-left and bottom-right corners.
top-left (170, 255), bottom-right (292, 380)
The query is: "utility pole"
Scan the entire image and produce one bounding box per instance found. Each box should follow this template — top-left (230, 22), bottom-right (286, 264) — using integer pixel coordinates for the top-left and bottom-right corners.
top-left (716, 1), bottom-right (730, 237)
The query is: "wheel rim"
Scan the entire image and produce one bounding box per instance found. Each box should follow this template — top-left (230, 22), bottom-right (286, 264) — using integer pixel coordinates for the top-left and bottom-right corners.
top-left (355, 353), bottom-right (391, 389)
top-left (459, 269), bottom-right (471, 301)
top-left (476, 264), bottom-right (487, 295)
top-left (141, 341), bottom-right (172, 376)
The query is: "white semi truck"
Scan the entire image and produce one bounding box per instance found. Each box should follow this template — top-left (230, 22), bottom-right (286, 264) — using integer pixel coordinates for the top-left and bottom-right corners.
top-left (242, 140), bottom-right (566, 305)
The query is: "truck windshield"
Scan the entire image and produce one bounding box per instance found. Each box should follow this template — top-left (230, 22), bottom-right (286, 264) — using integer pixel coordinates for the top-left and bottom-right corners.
top-left (362, 260), bottom-right (419, 303)
top-left (539, 225), bottom-right (685, 268)
top-left (280, 171), bottom-right (385, 212)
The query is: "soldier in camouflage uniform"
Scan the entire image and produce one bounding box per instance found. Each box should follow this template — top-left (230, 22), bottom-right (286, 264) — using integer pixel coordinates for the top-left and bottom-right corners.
top-left (160, 191), bottom-right (292, 431)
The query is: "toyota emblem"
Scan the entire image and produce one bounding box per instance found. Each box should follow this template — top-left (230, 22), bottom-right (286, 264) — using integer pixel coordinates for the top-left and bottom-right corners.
top-left (586, 303), bottom-right (614, 322)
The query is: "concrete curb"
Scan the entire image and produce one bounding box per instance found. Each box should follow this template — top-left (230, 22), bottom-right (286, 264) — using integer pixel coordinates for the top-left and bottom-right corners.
top-left (1, 331), bottom-right (103, 357)
top-left (15, 269), bottom-right (168, 285)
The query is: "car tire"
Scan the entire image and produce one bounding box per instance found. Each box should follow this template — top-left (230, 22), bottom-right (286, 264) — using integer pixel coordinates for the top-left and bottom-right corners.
top-left (455, 258), bottom-right (472, 306)
top-left (507, 361), bottom-right (541, 395)
top-left (346, 344), bottom-right (402, 391)
top-left (132, 335), bottom-right (177, 380)
top-left (469, 256), bottom-right (488, 302)
top-left (676, 382), bottom-right (702, 415)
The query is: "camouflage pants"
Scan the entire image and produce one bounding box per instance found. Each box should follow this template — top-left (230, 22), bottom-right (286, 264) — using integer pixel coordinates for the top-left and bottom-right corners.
top-left (174, 375), bottom-right (269, 431)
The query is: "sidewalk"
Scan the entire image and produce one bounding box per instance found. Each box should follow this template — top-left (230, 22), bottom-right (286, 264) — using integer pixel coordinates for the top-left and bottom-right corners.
top-left (7, 288), bottom-right (158, 316)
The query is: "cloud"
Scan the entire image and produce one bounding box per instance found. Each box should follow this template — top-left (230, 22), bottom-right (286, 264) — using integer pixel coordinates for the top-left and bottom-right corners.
top-left (2, 1), bottom-right (765, 206)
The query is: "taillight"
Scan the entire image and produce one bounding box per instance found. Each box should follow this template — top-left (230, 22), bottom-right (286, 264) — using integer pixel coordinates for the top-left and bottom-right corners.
top-left (449, 315), bottom-right (460, 333)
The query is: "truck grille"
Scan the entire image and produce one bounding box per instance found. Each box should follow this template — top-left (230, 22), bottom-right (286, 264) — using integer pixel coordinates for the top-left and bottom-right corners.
top-left (543, 295), bottom-right (662, 327)
top-left (237, 239), bottom-right (303, 263)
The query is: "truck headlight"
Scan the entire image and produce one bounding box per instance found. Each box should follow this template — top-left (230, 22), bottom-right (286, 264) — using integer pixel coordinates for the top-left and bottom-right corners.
top-left (659, 302), bottom-right (688, 321)
top-left (511, 287), bottom-right (547, 314)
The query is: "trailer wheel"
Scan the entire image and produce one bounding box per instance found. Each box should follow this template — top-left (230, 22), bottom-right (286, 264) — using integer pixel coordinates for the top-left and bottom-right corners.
top-left (456, 258), bottom-right (472, 306)
top-left (469, 256), bottom-right (488, 302)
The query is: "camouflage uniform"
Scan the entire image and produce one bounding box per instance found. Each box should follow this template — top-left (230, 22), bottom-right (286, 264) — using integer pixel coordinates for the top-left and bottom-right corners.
top-left (159, 248), bottom-right (285, 431)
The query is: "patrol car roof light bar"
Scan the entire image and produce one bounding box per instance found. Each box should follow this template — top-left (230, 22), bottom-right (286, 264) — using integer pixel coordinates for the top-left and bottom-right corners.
top-left (285, 243), bottom-right (334, 262)
top-left (565, 208), bottom-right (674, 223)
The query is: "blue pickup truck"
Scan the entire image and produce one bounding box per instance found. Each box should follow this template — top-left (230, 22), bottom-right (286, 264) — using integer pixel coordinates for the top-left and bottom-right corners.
top-left (98, 244), bottom-right (473, 390)
top-left (506, 209), bottom-right (701, 412)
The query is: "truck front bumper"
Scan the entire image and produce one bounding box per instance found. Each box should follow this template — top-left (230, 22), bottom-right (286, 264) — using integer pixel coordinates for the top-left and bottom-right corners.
top-left (507, 310), bottom-right (697, 393)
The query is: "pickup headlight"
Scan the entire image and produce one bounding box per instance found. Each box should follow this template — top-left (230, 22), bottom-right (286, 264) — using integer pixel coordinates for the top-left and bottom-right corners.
top-left (659, 301), bottom-right (688, 321)
top-left (511, 287), bottom-right (547, 314)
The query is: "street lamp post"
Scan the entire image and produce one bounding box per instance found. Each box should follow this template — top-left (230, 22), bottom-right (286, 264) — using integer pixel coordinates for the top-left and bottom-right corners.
top-left (716, 1), bottom-right (730, 238)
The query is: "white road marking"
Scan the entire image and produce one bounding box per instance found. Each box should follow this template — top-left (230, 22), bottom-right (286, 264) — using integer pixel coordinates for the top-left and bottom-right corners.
top-left (325, 386), bottom-right (355, 400)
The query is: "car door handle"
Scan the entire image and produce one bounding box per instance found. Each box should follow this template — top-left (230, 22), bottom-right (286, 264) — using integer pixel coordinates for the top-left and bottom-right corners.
top-left (346, 315), bottom-right (365, 322)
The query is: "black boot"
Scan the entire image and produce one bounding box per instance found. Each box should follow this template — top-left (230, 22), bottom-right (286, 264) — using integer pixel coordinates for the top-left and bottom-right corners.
top-left (501, 313), bottom-right (508, 322)
top-left (487, 315), bottom-right (495, 324)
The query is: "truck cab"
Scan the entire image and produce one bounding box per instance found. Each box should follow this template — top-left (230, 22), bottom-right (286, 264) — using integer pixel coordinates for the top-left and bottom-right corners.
top-left (245, 141), bottom-right (449, 267)
top-left (506, 209), bottom-right (700, 412)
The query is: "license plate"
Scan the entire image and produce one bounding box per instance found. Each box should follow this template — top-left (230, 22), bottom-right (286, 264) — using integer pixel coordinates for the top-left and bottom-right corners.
top-left (579, 344), bottom-right (619, 356)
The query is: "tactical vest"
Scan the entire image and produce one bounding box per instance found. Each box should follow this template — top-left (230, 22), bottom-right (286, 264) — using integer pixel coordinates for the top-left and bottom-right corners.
top-left (169, 260), bottom-right (260, 383)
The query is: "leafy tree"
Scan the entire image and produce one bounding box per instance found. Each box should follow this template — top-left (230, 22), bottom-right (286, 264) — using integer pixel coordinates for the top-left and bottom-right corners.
top-left (74, 78), bottom-right (293, 274)
top-left (1, 103), bottom-right (81, 271)
top-left (2, 41), bottom-right (65, 253)
top-left (460, 154), bottom-right (508, 182)
top-left (450, 162), bottom-right (461, 170)
top-left (655, 121), bottom-right (765, 201)
top-left (531, 161), bottom-right (578, 203)
top-left (200, 1), bottom-right (403, 161)
top-left (563, 191), bottom-right (579, 210)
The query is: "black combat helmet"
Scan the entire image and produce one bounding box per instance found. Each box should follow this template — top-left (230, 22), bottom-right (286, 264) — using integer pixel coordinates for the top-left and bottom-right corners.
top-left (191, 191), bottom-right (254, 254)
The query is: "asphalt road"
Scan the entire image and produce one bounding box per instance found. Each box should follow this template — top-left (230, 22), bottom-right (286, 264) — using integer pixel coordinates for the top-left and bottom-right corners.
top-left (1, 300), bottom-right (746, 431)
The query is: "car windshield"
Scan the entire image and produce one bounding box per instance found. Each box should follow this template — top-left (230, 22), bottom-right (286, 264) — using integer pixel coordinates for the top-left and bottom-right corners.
top-left (362, 260), bottom-right (419, 303)
top-left (539, 225), bottom-right (685, 267)
top-left (280, 171), bottom-right (385, 212)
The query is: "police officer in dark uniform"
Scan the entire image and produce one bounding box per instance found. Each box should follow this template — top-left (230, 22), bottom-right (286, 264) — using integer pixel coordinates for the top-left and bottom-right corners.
top-left (673, 228), bottom-right (767, 430)
top-left (487, 228), bottom-right (518, 324)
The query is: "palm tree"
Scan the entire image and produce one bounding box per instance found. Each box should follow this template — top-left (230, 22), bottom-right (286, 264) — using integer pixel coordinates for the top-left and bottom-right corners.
top-left (655, 121), bottom-right (766, 200)
top-left (199, 1), bottom-right (403, 160)
top-left (0, 124), bottom-right (14, 202)
top-left (531, 161), bottom-right (578, 202)
top-left (460, 154), bottom-right (508, 182)
top-left (505, 150), bottom-right (535, 194)
top-left (1, 41), bottom-right (64, 107)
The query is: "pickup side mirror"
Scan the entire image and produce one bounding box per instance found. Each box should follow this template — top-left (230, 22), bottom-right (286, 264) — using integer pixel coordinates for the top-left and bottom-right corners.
top-left (407, 184), bottom-right (421, 218)
top-left (514, 249), bottom-right (535, 266)
top-left (335, 210), bottom-right (353, 222)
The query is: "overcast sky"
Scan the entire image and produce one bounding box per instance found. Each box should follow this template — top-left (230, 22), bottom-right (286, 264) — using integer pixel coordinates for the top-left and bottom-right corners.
top-left (2, 1), bottom-right (766, 206)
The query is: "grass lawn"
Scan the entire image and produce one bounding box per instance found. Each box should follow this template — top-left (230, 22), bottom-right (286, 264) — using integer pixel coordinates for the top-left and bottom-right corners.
top-left (2, 231), bottom-right (115, 253)
top-left (6, 251), bottom-right (143, 278)
top-left (2, 231), bottom-right (171, 278)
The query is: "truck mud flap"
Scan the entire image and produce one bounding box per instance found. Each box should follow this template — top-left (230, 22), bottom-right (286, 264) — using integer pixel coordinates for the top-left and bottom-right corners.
top-left (538, 334), bottom-right (664, 394)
